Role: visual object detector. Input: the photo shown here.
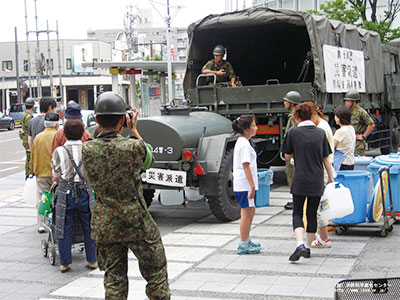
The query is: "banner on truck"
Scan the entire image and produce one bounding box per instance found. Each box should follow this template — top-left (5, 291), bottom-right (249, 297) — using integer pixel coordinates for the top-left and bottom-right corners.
top-left (323, 45), bottom-right (365, 93)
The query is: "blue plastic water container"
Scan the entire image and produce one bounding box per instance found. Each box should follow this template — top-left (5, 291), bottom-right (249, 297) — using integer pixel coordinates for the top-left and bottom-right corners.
top-left (367, 153), bottom-right (400, 212)
top-left (332, 170), bottom-right (371, 224)
top-left (255, 169), bottom-right (274, 207)
top-left (354, 155), bottom-right (374, 171)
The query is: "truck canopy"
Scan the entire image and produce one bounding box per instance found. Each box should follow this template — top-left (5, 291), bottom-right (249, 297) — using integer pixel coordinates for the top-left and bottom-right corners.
top-left (184, 8), bottom-right (384, 94)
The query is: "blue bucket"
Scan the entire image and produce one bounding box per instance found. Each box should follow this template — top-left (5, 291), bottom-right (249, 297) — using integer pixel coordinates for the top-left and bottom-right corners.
top-left (332, 170), bottom-right (371, 224)
top-left (368, 153), bottom-right (400, 212)
top-left (255, 169), bottom-right (273, 207)
top-left (354, 155), bottom-right (374, 172)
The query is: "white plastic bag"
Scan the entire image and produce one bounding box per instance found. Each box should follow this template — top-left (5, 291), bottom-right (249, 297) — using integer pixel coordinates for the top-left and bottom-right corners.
top-left (319, 182), bottom-right (354, 223)
top-left (23, 175), bottom-right (37, 206)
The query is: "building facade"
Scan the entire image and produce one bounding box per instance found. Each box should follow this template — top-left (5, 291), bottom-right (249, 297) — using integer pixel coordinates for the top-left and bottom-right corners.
top-left (0, 39), bottom-right (112, 111)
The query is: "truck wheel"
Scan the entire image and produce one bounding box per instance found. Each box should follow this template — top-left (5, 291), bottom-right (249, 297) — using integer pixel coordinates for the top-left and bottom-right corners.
top-left (380, 116), bottom-right (399, 154)
top-left (143, 189), bottom-right (155, 208)
top-left (389, 116), bottom-right (399, 153)
top-left (208, 148), bottom-right (240, 222)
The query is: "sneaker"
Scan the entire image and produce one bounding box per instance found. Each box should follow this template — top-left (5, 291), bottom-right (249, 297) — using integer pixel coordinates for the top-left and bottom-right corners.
top-left (38, 227), bottom-right (46, 234)
top-left (86, 262), bottom-right (98, 270)
top-left (60, 265), bottom-right (71, 273)
top-left (237, 243), bottom-right (261, 255)
top-left (289, 244), bottom-right (310, 261)
top-left (248, 240), bottom-right (261, 248)
top-left (311, 235), bottom-right (332, 248)
top-left (284, 202), bottom-right (293, 210)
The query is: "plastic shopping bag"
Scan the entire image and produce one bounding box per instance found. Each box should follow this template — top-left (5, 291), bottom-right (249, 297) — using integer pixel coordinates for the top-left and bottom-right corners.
top-left (22, 175), bottom-right (37, 206)
top-left (319, 182), bottom-right (354, 223)
top-left (38, 190), bottom-right (54, 217)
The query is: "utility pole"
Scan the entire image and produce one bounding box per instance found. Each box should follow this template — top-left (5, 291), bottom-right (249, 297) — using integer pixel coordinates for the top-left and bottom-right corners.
top-left (34, 0), bottom-right (42, 98)
top-left (24, 0), bottom-right (33, 97)
top-left (166, 0), bottom-right (173, 103)
top-left (15, 27), bottom-right (22, 103)
top-left (47, 20), bottom-right (54, 98)
top-left (149, 0), bottom-right (181, 104)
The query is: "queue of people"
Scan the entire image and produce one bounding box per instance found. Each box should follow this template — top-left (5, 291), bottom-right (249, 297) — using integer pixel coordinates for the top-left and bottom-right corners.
top-left (21, 94), bottom-right (170, 300)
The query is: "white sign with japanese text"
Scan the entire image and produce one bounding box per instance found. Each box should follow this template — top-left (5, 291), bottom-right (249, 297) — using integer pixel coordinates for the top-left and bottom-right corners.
top-left (323, 45), bottom-right (365, 93)
top-left (145, 168), bottom-right (187, 187)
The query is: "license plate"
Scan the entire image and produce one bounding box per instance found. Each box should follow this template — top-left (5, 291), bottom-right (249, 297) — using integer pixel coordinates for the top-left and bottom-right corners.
top-left (145, 168), bottom-right (186, 187)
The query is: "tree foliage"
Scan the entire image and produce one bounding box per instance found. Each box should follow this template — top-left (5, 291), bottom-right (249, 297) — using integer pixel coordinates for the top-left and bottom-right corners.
top-left (308, 0), bottom-right (400, 43)
top-left (144, 54), bottom-right (163, 61)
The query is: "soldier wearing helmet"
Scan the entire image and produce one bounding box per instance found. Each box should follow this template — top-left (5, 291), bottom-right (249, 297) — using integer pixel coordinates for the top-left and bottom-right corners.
top-left (344, 90), bottom-right (375, 155)
top-left (201, 44), bottom-right (238, 87)
top-left (82, 92), bottom-right (170, 300)
top-left (20, 98), bottom-right (35, 178)
top-left (282, 91), bottom-right (302, 209)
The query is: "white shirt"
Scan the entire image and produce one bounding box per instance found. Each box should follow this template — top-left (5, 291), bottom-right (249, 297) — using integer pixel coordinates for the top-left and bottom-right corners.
top-left (334, 125), bottom-right (356, 165)
top-left (233, 137), bottom-right (258, 192)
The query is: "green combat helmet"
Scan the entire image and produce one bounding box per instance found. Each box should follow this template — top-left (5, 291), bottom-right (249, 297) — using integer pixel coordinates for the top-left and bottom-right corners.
top-left (212, 45), bottom-right (225, 56)
top-left (283, 91), bottom-right (302, 104)
top-left (25, 98), bottom-right (35, 108)
top-left (344, 89), bottom-right (360, 101)
top-left (95, 92), bottom-right (126, 116)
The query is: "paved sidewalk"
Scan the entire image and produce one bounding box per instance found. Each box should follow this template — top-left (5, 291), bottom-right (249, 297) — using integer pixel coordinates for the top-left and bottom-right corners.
top-left (1, 171), bottom-right (400, 299)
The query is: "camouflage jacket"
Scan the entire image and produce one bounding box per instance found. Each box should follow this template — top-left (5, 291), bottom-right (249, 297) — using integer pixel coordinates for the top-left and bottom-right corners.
top-left (20, 111), bottom-right (33, 149)
top-left (350, 104), bottom-right (374, 134)
top-left (284, 110), bottom-right (297, 137)
top-left (202, 59), bottom-right (236, 83)
top-left (82, 130), bottom-right (156, 243)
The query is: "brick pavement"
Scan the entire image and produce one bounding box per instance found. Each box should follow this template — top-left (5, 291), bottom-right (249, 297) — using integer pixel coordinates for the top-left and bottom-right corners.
top-left (0, 171), bottom-right (400, 299)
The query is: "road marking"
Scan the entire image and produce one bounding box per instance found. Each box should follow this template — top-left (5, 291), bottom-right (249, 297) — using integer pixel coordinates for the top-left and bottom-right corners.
top-left (0, 167), bottom-right (18, 173)
top-left (0, 138), bottom-right (19, 143)
top-left (0, 161), bottom-right (25, 165)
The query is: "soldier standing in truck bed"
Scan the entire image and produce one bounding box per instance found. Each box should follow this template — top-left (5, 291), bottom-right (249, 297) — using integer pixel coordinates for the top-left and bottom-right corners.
top-left (344, 90), bottom-right (375, 156)
top-left (282, 91), bottom-right (301, 210)
top-left (82, 92), bottom-right (170, 300)
top-left (202, 44), bottom-right (238, 87)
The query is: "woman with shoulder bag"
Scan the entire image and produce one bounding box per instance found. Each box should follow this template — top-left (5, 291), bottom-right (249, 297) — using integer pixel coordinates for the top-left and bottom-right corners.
top-left (51, 120), bottom-right (97, 273)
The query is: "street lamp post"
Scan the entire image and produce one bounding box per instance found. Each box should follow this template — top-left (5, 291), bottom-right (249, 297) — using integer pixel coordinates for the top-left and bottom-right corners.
top-left (2, 69), bottom-right (11, 113)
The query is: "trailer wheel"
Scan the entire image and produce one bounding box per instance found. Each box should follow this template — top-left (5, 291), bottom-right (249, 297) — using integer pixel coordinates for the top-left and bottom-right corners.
top-left (208, 148), bottom-right (240, 222)
top-left (41, 240), bottom-right (48, 257)
top-left (143, 189), bottom-right (155, 208)
top-left (48, 246), bottom-right (56, 265)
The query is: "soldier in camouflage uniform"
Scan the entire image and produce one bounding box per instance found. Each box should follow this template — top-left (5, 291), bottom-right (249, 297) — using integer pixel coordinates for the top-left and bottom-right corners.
top-left (19, 98), bottom-right (34, 178)
top-left (202, 45), bottom-right (238, 87)
top-left (344, 90), bottom-right (375, 156)
top-left (282, 91), bottom-right (301, 210)
top-left (82, 92), bottom-right (170, 300)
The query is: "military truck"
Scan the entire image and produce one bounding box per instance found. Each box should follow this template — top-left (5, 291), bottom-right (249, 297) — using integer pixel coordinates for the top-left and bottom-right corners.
top-left (139, 8), bottom-right (400, 221)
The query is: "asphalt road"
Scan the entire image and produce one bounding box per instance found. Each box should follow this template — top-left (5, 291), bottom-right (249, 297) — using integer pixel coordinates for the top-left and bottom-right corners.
top-left (0, 127), bottom-right (26, 179)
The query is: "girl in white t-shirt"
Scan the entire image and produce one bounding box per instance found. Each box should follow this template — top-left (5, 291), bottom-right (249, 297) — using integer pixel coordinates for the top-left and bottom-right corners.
top-left (232, 114), bottom-right (260, 255)
top-left (333, 106), bottom-right (356, 171)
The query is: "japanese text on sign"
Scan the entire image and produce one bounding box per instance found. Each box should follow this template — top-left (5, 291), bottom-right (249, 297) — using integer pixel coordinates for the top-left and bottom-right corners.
top-left (145, 168), bottom-right (186, 187)
top-left (323, 45), bottom-right (365, 93)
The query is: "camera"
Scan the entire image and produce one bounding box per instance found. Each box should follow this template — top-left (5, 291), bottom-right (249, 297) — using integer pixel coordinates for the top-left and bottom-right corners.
top-left (123, 111), bottom-right (134, 127)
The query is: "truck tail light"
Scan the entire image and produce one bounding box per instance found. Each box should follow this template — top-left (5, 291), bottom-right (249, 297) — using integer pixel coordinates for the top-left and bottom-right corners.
top-left (182, 150), bottom-right (192, 161)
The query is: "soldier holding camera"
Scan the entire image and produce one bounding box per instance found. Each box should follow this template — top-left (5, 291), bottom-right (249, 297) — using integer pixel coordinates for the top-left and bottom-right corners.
top-left (82, 92), bottom-right (170, 300)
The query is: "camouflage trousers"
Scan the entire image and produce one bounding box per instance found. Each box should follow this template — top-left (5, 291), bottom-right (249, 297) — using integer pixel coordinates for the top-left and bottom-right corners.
top-left (355, 140), bottom-right (367, 156)
top-left (96, 237), bottom-right (170, 300)
top-left (285, 161), bottom-right (294, 188)
top-left (25, 149), bottom-right (31, 177)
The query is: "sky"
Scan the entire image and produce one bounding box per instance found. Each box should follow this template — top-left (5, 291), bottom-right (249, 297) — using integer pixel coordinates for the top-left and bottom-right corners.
top-left (0, 0), bottom-right (250, 43)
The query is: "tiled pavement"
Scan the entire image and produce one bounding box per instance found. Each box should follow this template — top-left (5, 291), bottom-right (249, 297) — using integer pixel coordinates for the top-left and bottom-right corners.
top-left (1, 171), bottom-right (400, 299)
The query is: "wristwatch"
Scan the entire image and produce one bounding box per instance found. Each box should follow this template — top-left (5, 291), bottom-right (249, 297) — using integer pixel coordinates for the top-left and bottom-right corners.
top-left (362, 134), bottom-right (365, 140)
